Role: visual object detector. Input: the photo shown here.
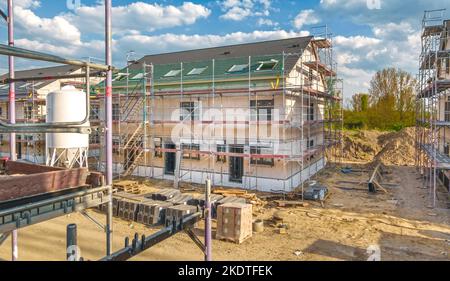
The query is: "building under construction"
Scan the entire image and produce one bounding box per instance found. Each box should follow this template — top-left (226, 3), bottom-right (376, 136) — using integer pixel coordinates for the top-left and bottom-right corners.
top-left (91, 32), bottom-right (343, 192)
top-left (416, 9), bottom-right (450, 208)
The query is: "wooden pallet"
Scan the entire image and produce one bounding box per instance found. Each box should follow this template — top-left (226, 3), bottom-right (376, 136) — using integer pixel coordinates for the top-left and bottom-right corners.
top-left (216, 233), bottom-right (252, 244)
top-left (114, 180), bottom-right (141, 194)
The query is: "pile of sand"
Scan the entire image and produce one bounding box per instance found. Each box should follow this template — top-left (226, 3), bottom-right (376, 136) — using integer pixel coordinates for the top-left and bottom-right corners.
top-left (341, 130), bottom-right (383, 162)
top-left (375, 127), bottom-right (416, 166)
top-left (340, 128), bottom-right (416, 166)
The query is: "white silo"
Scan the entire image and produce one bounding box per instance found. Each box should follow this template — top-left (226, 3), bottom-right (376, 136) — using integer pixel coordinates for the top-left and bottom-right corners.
top-left (45, 85), bottom-right (90, 168)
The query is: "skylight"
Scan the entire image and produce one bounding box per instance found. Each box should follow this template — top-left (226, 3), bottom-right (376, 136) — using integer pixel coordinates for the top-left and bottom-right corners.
top-left (19, 83), bottom-right (32, 88)
top-left (113, 73), bottom-right (128, 81)
top-left (164, 70), bottom-right (182, 77)
top-left (257, 59), bottom-right (279, 71)
top-left (227, 64), bottom-right (248, 73)
top-left (187, 67), bottom-right (207, 76)
top-left (131, 73), bottom-right (144, 80)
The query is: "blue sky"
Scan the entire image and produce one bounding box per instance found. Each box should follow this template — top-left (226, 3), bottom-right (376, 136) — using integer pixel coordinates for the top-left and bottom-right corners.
top-left (0, 0), bottom-right (449, 100)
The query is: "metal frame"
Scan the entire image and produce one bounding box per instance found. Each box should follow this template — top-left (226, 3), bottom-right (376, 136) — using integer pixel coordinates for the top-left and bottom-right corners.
top-left (415, 9), bottom-right (450, 208)
top-left (0, 0), bottom-right (114, 261)
top-left (0, 186), bottom-right (111, 234)
top-left (99, 212), bottom-right (202, 261)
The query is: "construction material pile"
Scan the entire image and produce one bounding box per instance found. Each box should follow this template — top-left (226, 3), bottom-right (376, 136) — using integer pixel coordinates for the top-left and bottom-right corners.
top-left (375, 127), bottom-right (416, 166)
top-left (341, 128), bottom-right (416, 166)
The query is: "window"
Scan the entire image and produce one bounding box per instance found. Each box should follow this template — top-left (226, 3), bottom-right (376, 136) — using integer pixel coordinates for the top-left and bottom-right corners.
top-left (217, 144), bottom-right (227, 163)
top-left (445, 98), bottom-right (450, 122)
top-left (307, 138), bottom-right (314, 149)
top-left (181, 143), bottom-right (200, 160)
top-left (19, 83), bottom-right (32, 88)
top-left (131, 73), bottom-right (144, 80)
top-left (0, 107), bottom-right (2, 117)
top-left (112, 136), bottom-right (120, 153)
top-left (90, 130), bottom-right (100, 144)
top-left (180, 102), bottom-right (199, 121)
top-left (250, 100), bottom-right (274, 121)
top-left (187, 67), bottom-right (207, 76)
top-left (0, 134), bottom-right (3, 145)
top-left (257, 59), bottom-right (278, 71)
top-left (227, 64), bottom-right (248, 73)
top-left (154, 138), bottom-right (163, 158)
top-left (24, 105), bottom-right (33, 120)
top-left (250, 146), bottom-right (274, 166)
top-left (90, 104), bottom-right (100, 120)
top-left (445, 143), bottom-right (450, 156)
top-left (164, 70), bottom-right (181, 77)
top-left (112, 104), bottom-right (120, 121)
top-left (308, 103), bottom-right (315, 121)
top-left (113, 73), bottom-right (128, 81)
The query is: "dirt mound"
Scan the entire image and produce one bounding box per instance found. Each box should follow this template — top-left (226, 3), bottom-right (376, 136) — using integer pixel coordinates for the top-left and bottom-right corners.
top-left (341, 128), bottom-right (416, 166)
top-left (375, 127), bottom-right (416, 166)
top-left (341, 130), bottom-right (383, 162)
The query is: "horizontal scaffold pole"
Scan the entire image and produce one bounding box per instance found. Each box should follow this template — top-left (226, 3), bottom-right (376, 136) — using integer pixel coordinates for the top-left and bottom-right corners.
top-left (0, 44), bottom-right (112, 71)
top-left (0, 72), bottom-right (106, 84)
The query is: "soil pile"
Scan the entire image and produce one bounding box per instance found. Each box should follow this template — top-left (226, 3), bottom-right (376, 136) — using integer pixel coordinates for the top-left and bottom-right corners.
top-left (341, 128), bottom-right (416, 166)
top-left (375, 127), bottom-right (416, 166)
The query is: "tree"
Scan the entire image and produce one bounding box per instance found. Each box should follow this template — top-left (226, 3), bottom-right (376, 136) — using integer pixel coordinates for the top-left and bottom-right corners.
top-left (344, 68), bottom-right (417, 131)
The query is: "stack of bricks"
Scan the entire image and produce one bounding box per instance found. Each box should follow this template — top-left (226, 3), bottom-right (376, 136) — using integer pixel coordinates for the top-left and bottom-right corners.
top-left (165, 205), bottom-right (199, 226)
top-left (216, 203), bottom-right (253, 244)
top-left (118, 199), bottom-right (141, 221)
top-left (137, 200), bottom-right (173, 226)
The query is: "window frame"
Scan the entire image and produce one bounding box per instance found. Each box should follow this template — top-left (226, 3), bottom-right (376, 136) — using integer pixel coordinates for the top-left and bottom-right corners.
top-left (181, 143), bottom-right (201, 160)
top-left (250, 99), bottom-right (274, 121)
top-left (256, 59), bottom-right (279, 71)
top-left (163, 69), bottom-right (182, 78)
top-left (227, 64), bottom-right (249, 73)
top-left (250, 146), bottom-right (274, 167)
top-left (187, 67), bottom-right (207, 76)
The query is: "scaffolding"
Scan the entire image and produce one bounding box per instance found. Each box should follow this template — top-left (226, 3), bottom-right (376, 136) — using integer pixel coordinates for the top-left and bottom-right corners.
top-left (415, 9), bottom-right (450, 208)
top-left (95, 29), bottom-right (343, 194)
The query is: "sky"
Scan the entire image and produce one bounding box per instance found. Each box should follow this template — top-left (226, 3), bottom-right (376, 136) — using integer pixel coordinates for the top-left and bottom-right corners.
top-left (0, 0), bottom-right (449, 101)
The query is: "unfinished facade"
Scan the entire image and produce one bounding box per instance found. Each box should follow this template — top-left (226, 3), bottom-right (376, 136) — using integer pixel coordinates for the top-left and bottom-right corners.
top-left (416, 9), bottom-right (450, 207)
top-left (93, 34), bottom-right (343, 192)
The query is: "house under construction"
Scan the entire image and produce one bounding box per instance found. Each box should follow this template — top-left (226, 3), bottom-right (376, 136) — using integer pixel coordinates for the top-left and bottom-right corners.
top-left (416, 9), bottom-right (450, 208)
top-left (92, 32), bottom-right (343, 192)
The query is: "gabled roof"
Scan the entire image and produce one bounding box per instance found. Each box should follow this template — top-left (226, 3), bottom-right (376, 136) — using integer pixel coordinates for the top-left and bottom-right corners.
top-left (0, 65), bottom-right (82, 98)
top-left (130, 36), bottom-right (313, 70)
top-left (101, 36), bottom-right (313, 90)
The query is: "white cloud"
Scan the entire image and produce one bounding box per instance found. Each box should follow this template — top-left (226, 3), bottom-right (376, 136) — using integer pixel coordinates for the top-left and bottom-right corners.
top-left (64, 2), bottom-right (211, 34)
top-left (293, 9), bottom-right (320, 29)
top-left (257, 18), bottom-right (279, 27)
top-left (333, 21), bottom-right (421, 98)
top-left (220, 0), bottom-right (272, 21)
top-left (14, 6), bottom-right (81, 45)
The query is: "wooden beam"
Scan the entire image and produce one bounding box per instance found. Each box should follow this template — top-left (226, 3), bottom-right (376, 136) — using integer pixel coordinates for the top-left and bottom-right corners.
top-left (0, 167), bottom-right (89, 201)
top-left (5, 161), bottom-right (63, 175)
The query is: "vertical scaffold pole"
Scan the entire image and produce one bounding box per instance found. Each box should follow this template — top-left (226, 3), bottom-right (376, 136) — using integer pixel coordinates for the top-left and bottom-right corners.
top-left (105, 0), bottom-right (113, 256)
top-left (7, 0), bottom-right (18, 262)
top-left (205, 179), bottom-right (212, 261)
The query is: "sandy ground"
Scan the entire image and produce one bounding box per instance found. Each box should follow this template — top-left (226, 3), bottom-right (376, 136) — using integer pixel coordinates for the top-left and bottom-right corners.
top-left (0, 164), bottom-right (449, 261)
